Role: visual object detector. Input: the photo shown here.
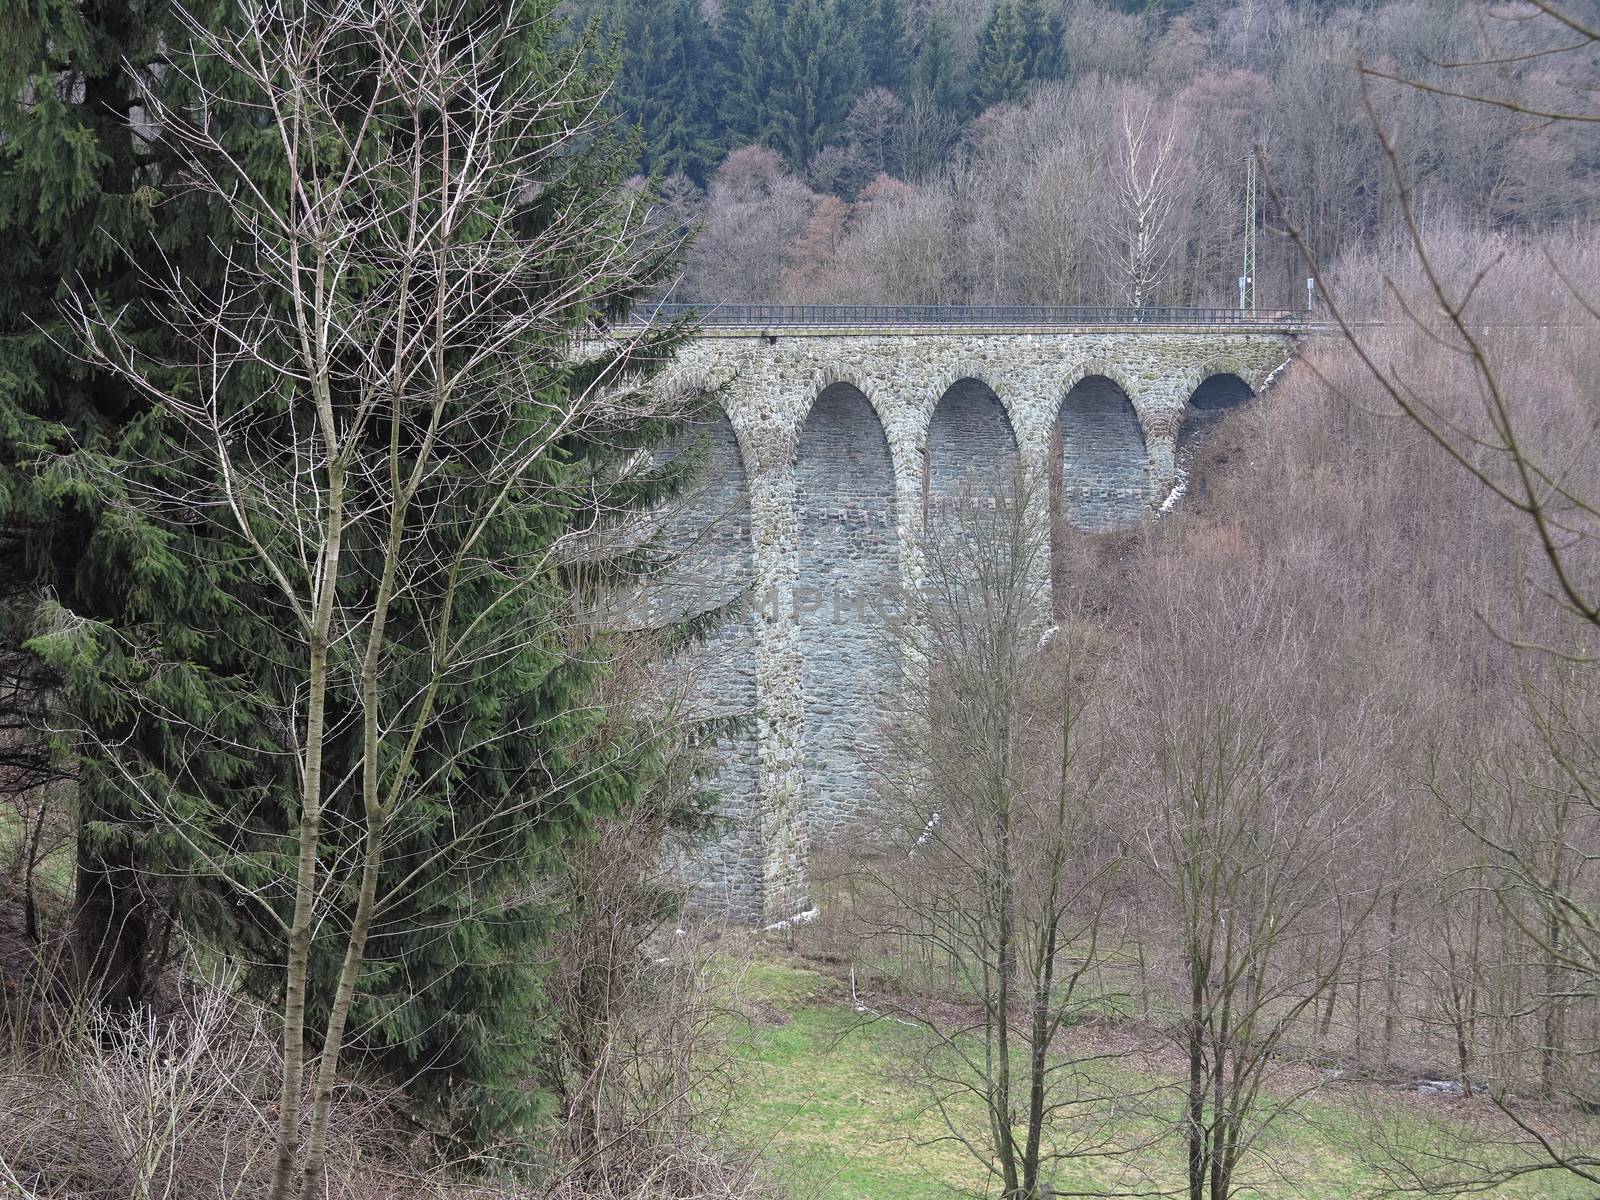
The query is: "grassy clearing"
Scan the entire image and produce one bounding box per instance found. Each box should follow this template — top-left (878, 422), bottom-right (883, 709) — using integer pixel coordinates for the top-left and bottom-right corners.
top-left (0, 802), bottom-right (73, 897)
top-left (728, 956), bottom-right (1590, 1200)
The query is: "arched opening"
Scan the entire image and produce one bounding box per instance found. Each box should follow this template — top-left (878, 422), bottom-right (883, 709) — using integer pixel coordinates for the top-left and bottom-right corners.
top-left (796, 382), bottom-right (898, 841)
top-left (1179, 373), bottom-right (1256, 490)
top-left (1056, 374), bottom-right (1148, 533)
top-left (924, 378), bottom-right (1020, 526)
top-left (1190, 372), bottom-right (1255, 411)
top-left (657, 410), bottom-right (760, 918)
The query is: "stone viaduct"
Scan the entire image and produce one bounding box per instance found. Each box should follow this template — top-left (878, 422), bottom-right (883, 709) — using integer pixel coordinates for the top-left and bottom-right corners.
top-left (640, 305), bottom-right (1303, 924)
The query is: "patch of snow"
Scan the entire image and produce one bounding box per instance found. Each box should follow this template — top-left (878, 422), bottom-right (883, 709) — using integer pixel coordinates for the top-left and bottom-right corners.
top-left (1158, 470), bottom-right (1189, 514)
top-left (1415, 1078), bottom-right (1481, 1096)
top-left (763, 906), bottom-right (820, 933)
top-left (1259, 355), bottom-right (1292, 393)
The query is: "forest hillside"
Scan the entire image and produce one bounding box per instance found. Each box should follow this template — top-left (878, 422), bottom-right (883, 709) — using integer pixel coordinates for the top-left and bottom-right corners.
top-left (1, 2), bottom-right (1597, 1199)
top-left (583, 0), bottom-right (1595, 308)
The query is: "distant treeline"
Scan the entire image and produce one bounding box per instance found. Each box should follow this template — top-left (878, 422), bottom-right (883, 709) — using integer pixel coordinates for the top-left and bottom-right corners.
top-left (575, 0), bottom-right (1373, 185)
top-left (582, 0), bottom-right (1596, 309)
top-left (578, 0), bottom-right (1125, 181)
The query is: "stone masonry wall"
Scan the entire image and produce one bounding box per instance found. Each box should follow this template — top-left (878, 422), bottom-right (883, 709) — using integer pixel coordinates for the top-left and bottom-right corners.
top-left (795, 384), bottom-right (899, 841)
top-left (926, 379), bottom-right (1021, 517)
top-left (658, 412), bottom-right (762, 919)
top-left (1060, 375), bottom-right (1149, 531)
top-left (654, 328), bottom-right (1294, 923)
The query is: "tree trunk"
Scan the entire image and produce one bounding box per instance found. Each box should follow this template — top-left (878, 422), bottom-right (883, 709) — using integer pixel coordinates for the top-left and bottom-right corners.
top-left (1187, 963), bottom-right (1206, 1200)
top-left (72, 833), bottom-right (148, 1009)
top-left (300, 813), bottom-right (386, 1193)
top-left (1541, 799), bottom-right (1570, 1098)
top-left (267, 449), bottom-right (345, 1200)
top-left (1383, 890), bottom-right (1400, 1066)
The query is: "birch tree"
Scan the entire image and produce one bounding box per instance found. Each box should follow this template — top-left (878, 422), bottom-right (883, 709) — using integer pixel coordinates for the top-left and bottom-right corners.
top-left (1096, 96), bottom-right (1187, 309)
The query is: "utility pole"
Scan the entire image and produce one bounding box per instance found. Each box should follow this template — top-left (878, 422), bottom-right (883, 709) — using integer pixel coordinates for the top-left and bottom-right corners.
top-left (1240, 151), bottom-right (1258, 314)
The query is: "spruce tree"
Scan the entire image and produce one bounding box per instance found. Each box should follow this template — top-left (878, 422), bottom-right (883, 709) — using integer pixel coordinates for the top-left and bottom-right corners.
top-left (1027, 2), bottom-right (1068, 82)
top-left (734, 0), bottom-right (786, 147)
top-left (712, 0), bottom-right (753, 138)
top-left (0, 0), bottom-right (277, 1006)
top-left (910, 9), bottom-right (966, 116)
top-left (974, 0), bottom-right (1063, 111)
top-left (861, 0), bottom-right (911, 93)
top-left (608, 0), bottom-right (719, 181)
top-left (0, 1), bottom-right (149, 947)
top-left (975, 0), bottom-right (1032, 110)
top-left (777, 0), bottom-right (863, 168)
top-left (666, 0), bottom-right (719, 176)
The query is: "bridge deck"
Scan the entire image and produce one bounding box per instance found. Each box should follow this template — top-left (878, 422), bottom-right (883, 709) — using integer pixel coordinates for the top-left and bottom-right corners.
top-left (630, 302), bottom-right (1311, 335)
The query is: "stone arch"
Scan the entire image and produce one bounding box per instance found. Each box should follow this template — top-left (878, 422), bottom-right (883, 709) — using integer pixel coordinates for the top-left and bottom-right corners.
top-left (713, 394), bottom-right (767, 483)
top-left (1061, 360), bottom-right (1143, 410)
top-left (659, 362), bottom-right (773, 481)
top-left (1189, 371), bottom-right (1255, 410)
top-left (793, 366), bottom-right (894, 452)
top-left (1176, 357), bottom-right (1272, 401)
top-left (668, 405), bottom-right (755, 572)
top-left (919, 365), bottom-right (1027, 441)
top-left (1056, 373), bottom-right (1149, 533)
top-left (794, 382), bottom-right (899, 843)
top-left (645, 405), bottom-right (755, 627)
top-left (1178, 370), bottom-right (1257, 469)
top-left (657, 408), bottom-right (761, 918)
top-left (923, 378), bottom-right (1021, 527)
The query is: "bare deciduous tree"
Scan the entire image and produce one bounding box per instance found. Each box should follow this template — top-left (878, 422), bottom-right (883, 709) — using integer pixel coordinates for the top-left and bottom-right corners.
top-left (1125, 574), bottom-right (1380, 1200)
top-left (56, 1), bottom-right (692, 1194)
top-left (823, 474), bottom-right (1156, 1200)
top-left (845, 86), bottom-right (905, 178)
top-left (1095, 97), bottom-right (1187, 309)
top-left (1278, 5), bottom-right (1600, 1187)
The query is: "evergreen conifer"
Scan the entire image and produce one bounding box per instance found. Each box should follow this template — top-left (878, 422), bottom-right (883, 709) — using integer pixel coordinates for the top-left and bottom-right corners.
top-left (861, 0), bottom-right (911, 93)
top-left (975, 0), bottom-right (1032, 109)
top-left (910, 9), bottom-right (965, 116)
top-left (0, 0), bottom-right (277, 1007)
top-left (7, 0), bottom-right (702, 1153)
top-left (609, 0), bottom-right (720, 181)
top-left (777, 0), bottom-right (863, 168)
top-left (736, 0), bottom-right (786, 147)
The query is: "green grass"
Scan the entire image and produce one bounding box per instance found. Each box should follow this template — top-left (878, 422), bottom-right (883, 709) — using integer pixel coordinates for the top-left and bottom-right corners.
top-left (732, 961), bottom-right (973, 1200)
top-left (729, 955), bottom-right (1593, 1200)
top-left (0, 803), bottom-right (72, 896)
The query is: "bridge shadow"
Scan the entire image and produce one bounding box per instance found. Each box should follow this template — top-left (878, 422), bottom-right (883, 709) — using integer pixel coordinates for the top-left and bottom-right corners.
top-left (1180, 373), bottom-right (1256, 495)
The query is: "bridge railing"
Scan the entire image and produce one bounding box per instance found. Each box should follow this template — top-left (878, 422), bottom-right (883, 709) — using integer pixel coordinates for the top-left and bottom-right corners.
top-left (625, 302), bottom-right (1311, 328)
